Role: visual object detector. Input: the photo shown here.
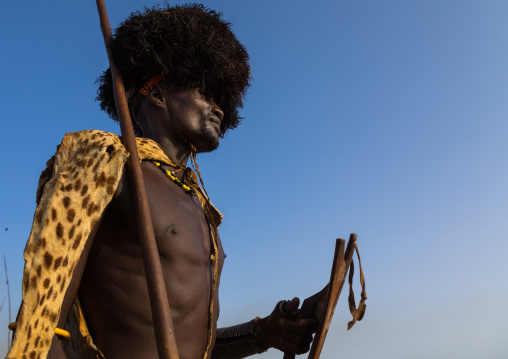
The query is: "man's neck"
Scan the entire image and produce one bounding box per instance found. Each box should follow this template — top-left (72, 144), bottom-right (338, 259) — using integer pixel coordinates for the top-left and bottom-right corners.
top-left (137, 107), bottom-right (193, 168)
top-left (147, 133), bottom-right (191, 168)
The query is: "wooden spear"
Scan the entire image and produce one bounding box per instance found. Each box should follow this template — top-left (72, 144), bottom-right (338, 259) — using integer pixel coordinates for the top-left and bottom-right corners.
top-left (95, 1), bottom-right (179, 358)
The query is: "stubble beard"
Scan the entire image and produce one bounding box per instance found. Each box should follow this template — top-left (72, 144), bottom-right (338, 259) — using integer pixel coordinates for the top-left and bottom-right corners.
top-left (174, 115), bottom-right (220, 154)
top-left (197, 124), bottom-right (220, 153)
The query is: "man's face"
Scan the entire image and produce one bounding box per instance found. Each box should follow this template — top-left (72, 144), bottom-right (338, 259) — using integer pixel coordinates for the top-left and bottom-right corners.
top-left (165, 88), bottom-right (224, 153)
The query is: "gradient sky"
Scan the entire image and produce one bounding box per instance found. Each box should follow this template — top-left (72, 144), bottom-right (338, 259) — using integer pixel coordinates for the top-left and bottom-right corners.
top-left (1, 1), bottom-right (508, 358)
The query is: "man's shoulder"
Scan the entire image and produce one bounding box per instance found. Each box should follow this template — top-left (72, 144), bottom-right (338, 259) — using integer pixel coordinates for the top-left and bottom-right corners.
top-left (59, 130), bottom-right (123, 152)
top-left (36, 130), bottom-right (129, 204)
top-left (59, 130), bottom-right (177, 167)
top-left (63, 129), bottom-right (119, 139)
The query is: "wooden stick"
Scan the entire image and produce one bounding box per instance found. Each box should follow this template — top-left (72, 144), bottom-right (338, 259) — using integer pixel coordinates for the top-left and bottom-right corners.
top-left (282, 236), bottom-right (354, 359)
top-left (4, 255), bottom-right (12, 350)
top-left (95, 2), bottom-right (179, 358)
top-left (286, 234), bottom-right (355, 359)
top-left (307, 234), bottom-right (356, 359)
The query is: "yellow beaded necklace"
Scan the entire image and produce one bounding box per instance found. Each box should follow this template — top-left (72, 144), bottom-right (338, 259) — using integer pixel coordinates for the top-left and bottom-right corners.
top-left (151, 160), bottom-right (197, 196)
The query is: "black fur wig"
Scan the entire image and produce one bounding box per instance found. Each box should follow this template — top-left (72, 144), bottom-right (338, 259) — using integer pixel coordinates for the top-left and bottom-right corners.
top-left (96, 3), bottom-right (250, 137)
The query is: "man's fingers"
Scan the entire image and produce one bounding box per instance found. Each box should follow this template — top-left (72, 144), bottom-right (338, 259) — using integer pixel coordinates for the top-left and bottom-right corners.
top-left (279, 318), bottom-right (314, 336)
top-left (299, 317), bottom-right (319, 333)
top-left (285, 297), bottom-right (300, 314)
top-left (279, 338), bottom-right (311, 355)
top-left (281, 330), bottom-right (313, 346)
top-left (281, 297), bottom-right (300, 315)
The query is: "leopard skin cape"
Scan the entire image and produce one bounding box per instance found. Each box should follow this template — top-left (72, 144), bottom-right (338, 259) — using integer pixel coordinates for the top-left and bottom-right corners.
top-left (7, 130), bottom-right (222, 359)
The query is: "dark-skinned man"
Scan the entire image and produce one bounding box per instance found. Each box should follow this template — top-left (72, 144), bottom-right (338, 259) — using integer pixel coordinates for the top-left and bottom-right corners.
top-left (8, 4), bottom-right (325, 359)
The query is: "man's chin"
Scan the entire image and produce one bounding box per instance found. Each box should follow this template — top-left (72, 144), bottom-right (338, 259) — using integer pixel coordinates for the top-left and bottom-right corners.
top-left (195, 135), bottom-right (220, 153)
top-left (198, 141), bottom-right (219, 153)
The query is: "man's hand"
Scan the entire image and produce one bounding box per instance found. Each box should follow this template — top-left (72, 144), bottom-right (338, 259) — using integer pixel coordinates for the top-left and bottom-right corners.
top-left (257, 298), bottom-right (316, 354)
top-left (257, 286), bottom-right (328, 355)
top-left (298, 284), bottom-right (329, 322)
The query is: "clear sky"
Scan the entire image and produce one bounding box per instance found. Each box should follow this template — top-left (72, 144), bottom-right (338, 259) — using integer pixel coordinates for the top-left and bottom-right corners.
top-left (1, 0), bottom-right (508, 358)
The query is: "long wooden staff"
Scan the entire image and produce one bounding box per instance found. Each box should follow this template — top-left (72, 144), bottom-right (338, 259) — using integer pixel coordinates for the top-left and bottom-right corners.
top-left (95, 2), bottom-right (179, 358)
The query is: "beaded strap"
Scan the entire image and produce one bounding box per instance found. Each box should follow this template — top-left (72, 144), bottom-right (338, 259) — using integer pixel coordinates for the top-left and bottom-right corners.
top-left (152, 160), bottom-right (197, 196)
top-left (211, 318), bottom-right (267, 359)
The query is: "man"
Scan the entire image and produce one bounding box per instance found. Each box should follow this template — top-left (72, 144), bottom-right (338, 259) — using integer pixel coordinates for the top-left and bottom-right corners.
top-left (8, 4), bottom-right (324, 359)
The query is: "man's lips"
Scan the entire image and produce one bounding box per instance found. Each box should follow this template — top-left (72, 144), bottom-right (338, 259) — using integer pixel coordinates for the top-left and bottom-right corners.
top-left (209, 116), bottom-right (221, 130)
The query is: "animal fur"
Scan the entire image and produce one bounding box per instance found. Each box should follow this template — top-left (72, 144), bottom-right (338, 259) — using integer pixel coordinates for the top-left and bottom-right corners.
top-left (7, 130), bottom-right (221, 359)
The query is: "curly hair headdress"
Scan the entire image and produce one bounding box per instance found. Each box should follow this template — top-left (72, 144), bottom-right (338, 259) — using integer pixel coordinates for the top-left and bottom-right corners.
top-left (96, 3), bottom-right (250, 137)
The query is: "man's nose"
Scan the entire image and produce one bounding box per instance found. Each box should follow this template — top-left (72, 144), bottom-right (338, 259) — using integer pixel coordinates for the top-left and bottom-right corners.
top-left (212, 102), bottom-right (224, 121)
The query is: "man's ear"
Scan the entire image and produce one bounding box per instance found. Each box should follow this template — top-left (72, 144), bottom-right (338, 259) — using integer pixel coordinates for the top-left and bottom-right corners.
top-left (146, 84), bottom-right (166, 109)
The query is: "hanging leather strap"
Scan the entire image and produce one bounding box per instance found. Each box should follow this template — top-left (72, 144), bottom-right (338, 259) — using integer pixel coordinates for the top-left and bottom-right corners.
top-left (347, 241), bottom-right (367, 330)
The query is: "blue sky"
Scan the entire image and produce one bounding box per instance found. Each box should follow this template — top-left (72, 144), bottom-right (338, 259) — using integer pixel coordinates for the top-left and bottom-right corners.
top-left (1, 1), bottom-right (508, 358)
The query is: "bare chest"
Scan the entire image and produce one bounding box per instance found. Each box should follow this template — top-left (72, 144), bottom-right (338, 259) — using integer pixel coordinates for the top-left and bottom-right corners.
top-left (79, 163), bottom-right (224, 358)
top-left (109, 163), bottom-right (220, 265)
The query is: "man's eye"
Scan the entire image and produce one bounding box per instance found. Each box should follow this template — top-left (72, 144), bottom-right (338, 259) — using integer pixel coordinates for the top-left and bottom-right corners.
top-left (202, 91), bottom-right (213, 102)
top-left (198, 87), bottom-right (207, 96)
